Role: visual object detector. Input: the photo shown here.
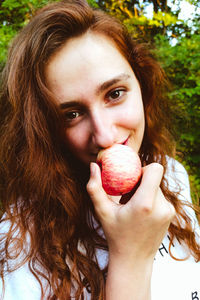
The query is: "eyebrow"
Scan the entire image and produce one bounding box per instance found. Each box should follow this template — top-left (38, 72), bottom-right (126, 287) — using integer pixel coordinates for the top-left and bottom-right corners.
top-left (96, 73), bottom-right (131, 95)
top-left (59, 73), bottom-right (131, 110)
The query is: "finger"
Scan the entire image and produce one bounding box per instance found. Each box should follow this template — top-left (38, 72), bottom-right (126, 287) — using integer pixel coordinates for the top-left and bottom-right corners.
top-left (86, 162), bottom-right (113, 217)
top-left (156, 188), bottom-right (176, 223)
top-left (128, 163), bottom-right (164, 211)
top-left (141, 163), bottom-right (164, 192)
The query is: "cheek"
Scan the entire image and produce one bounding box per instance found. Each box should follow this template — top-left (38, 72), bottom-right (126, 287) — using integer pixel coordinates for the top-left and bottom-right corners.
top-left (64, 124), bottom-right (89, 153)
top-left (125, 110), bottom-right (144, 128)
top-left (122, 99), bottom-right (145, 132)
top-left (125, 108), bottom-right (145, 152)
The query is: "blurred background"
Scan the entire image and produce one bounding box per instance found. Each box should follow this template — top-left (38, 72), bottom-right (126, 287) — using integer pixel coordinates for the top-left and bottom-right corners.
top-left (0, 0), bottom-right (199, 205)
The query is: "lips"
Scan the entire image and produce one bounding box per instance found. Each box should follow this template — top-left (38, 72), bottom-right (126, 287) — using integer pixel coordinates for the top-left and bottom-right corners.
top-left (89, 137), bottom-right (129, 158)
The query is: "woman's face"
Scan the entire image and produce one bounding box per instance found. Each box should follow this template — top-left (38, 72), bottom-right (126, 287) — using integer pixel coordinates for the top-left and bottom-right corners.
top-left (45, 33), bottom-right (145, 165)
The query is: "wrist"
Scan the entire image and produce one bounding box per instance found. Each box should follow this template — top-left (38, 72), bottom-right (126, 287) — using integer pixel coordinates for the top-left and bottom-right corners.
top-left (106, 254), bottom-right (153, 300)
top-left (108, 250), bottom-right (154, 275)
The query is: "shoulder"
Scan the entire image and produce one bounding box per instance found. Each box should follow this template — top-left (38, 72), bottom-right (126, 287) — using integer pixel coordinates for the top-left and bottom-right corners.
top-left (0, 214), bottom-right (29, 272)
top-left (0, 261), bottom-right (42, 300)
top-left (0, 215), bottom-right (45, 300)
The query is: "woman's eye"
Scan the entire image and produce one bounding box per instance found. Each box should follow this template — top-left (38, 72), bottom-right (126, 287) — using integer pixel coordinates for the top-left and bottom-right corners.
top-left (106, 89), bottom-right (125, 102)
top-left (64, 111), bottom-right (81, 122)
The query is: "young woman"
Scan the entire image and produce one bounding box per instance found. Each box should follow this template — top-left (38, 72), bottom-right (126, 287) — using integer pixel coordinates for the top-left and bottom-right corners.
top-left (0, 1), bottom-right (199, 299)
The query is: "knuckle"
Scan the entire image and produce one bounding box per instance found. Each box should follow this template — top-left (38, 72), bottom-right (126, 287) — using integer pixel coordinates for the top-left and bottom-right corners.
top-left (136, 200), bottom-right (154, 216)
top-left (142, 203), bottom-right (153, 215)
top-left (169, 203), bottom-right (176, 220)
top-left (151, 163), bottom-right (164, 176)
top-left (86, 180), bottom-right (97, 195)
top-left (161, 202), bottom-right (176, 224)
top-left (142, 163), bottom-right (164, 188)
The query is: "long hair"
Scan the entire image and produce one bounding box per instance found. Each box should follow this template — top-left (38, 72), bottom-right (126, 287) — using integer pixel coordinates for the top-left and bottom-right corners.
top-left (0, 1), bottom-right (199, 299)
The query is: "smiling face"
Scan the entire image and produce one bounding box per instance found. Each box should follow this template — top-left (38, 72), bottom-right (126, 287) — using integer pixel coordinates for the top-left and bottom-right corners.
top-left (45, 32), bottom-right (145, 165)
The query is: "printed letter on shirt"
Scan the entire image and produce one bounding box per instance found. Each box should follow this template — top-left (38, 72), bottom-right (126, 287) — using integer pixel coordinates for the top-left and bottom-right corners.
top-left (192, 291), bottom-right (199, 300)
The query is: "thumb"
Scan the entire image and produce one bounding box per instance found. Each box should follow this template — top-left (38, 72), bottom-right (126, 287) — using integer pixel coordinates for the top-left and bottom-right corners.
top-left (86, 162), bottom-right (112, 216)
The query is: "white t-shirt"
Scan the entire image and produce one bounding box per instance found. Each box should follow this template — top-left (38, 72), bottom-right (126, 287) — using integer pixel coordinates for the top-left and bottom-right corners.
top-left (0, 158), bottom-right (200, 300)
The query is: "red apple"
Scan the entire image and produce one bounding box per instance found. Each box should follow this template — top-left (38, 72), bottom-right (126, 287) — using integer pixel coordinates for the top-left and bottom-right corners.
top-left (97, 144), bottom-right (142, 196)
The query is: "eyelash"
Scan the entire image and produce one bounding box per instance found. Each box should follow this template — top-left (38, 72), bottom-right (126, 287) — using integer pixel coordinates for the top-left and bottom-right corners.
top-left (63, 110), bottom-right (83, 124)
top-left (105, 88), bottom-right (126, 103)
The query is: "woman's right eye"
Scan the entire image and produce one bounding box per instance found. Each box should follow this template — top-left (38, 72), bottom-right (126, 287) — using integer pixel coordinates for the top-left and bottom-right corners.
top-left (64, 110), bottom-right (82, 123)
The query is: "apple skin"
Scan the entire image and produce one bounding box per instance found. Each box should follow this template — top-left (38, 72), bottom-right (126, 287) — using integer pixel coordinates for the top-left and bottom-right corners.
top-left (97, 144), bottom-right (142, 196)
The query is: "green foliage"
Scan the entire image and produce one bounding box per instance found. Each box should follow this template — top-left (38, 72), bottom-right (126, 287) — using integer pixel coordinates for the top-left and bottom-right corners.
top-left (0, 0), bottom-right (98, 67)
top-left (123, 12), bottom-right (179, 29)
top-left (97, 0), bottom-right (190, 42)
top-left (87, 0), bottom-right (99, 8)
top-left (154, 30), bottom-right (200, 198)
top-left (123, 11), bottom-right (181, 41)
top-left (0, 0), bottom-right (59, 68)
top-left (0, 26), bottom-right (14, 68)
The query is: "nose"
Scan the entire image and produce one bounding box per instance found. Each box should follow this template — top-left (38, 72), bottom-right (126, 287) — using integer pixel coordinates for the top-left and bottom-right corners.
top-left (90, 110), bottom-right (117, 149)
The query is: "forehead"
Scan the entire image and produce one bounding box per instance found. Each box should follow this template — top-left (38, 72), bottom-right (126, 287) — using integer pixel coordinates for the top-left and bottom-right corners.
top-left (45, 32), bottom-right (134, 102)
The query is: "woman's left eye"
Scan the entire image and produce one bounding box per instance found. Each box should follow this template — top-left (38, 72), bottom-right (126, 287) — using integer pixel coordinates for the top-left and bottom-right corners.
top-left (106, 89), bottom-right (125, 102)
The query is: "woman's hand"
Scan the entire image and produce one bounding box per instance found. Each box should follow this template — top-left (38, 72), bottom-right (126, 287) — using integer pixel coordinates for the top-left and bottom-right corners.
top-left (87, 162), bottom-right (175, 259)
top-left (87, 162), bottom-right (175, 299)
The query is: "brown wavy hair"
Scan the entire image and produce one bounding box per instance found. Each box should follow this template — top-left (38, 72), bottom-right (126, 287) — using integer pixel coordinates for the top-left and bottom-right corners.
top-left (0, 1), bottom-right (199, 299)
